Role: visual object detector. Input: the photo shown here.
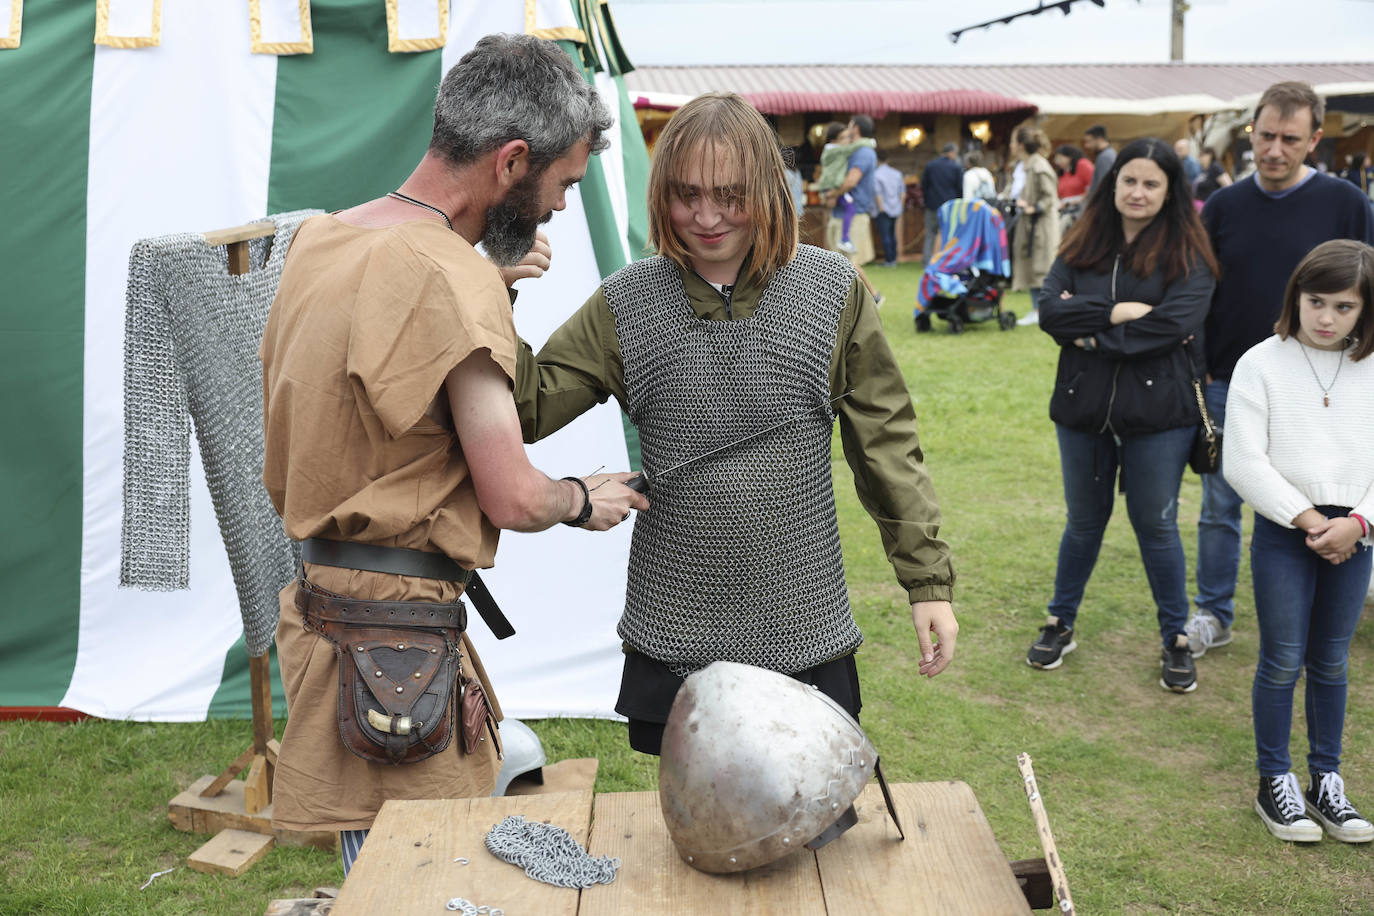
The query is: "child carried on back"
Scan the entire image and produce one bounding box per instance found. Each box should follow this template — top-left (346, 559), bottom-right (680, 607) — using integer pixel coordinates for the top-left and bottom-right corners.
top-left (817, 121), bottom-right (876, 254)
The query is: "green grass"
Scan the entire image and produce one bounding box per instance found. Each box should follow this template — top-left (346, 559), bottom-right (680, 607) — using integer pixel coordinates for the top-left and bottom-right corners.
top-left (3, 261), bottom-right (1373, 914)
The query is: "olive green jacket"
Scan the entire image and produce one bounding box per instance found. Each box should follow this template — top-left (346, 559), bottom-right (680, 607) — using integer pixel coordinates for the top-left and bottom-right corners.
top-left (513, 260), bottom-right (955, 604)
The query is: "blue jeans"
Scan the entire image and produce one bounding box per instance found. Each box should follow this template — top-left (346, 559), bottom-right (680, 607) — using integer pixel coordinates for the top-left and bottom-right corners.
top-left (874, 212), bottom-right (899, 265)
top-left (1251, 510), bottom-right (1370, 777)
top-left (1049, 423), bottom-right (1195, 645)
top-left (1195, 379), bottom-right (1241, 628)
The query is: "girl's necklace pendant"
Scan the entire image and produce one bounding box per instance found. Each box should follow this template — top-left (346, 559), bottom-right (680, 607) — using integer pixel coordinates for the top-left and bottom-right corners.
top-left (1324, 394), bottom-right (1330, 407)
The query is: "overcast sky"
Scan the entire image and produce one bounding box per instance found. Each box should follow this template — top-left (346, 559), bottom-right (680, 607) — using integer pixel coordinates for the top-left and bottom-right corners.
top-left (611, 0), bottom-right (1374, 66)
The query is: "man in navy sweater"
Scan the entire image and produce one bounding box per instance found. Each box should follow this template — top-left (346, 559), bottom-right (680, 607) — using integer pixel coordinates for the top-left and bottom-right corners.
top-left (1188, 82), bottom-right (1374, 660)
top-left (920, 143), bottom-right (963, 264)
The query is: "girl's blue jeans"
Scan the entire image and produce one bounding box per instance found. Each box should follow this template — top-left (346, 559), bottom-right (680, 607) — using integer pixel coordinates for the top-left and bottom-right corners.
top-left (1251, 509), bottom-right (1370, 777)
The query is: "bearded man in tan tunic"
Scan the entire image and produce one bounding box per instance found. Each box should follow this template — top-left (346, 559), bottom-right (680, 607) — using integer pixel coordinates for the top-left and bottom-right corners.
top-left (259, 34), bottom-right (647, 873)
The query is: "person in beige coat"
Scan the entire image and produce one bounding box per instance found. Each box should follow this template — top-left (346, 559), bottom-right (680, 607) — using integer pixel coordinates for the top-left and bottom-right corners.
top-left (1012, 126), bottom-right (1062, 324)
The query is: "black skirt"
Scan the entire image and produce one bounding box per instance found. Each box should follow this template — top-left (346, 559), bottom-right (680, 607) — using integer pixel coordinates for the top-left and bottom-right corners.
top-left (614, 648), bottom-right (862, 755)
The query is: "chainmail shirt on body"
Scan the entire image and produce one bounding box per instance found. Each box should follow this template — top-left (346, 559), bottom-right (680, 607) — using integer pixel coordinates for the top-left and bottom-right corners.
top-left (119, 210), bottom-right (318, 656)
top-left (605, 246), bottom-right (862, 677)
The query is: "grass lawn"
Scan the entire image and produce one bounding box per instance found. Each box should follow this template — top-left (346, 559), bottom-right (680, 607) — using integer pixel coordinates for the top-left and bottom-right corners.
top-left (3, 261), bottom-right (1373, 914)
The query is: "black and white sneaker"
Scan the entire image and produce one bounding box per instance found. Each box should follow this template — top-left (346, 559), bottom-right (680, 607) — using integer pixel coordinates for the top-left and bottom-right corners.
top-left (1255, 773), bottom-right (1323, 842)
top-left (1306, 772), bottom-right (1374, 843)
top-left (1026, 617), bottom-right (1076, 670)
top-left (1159, 635), bottom-right (1197, 693)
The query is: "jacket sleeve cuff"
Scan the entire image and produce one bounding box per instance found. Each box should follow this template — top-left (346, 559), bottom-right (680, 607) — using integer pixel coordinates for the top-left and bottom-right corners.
top-left (906, 584), bottom-right (953, 604)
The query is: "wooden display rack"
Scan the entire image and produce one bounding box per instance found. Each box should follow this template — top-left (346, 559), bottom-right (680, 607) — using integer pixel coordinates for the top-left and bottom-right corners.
top-left (167, 223), bottom-right (335, 875)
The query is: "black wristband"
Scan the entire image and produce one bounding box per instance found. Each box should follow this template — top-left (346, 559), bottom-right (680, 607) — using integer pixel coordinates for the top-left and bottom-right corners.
top-left (561, 476), bottom-right (592, 527)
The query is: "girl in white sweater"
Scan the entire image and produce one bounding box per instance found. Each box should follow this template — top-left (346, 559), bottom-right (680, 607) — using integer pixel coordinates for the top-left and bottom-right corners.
top-left (1224, 239), bottom-right (1374, 844)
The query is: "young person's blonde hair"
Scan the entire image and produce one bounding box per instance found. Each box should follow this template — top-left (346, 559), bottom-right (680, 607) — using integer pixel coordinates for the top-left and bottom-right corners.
top-left (647, 92), bottom-right (798, 281)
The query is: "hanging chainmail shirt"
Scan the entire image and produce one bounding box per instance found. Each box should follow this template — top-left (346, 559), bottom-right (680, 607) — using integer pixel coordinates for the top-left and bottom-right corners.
top-left (604, 247), bottom-right (863, 678)
top-left (120, 210), bottom-right (318, 656)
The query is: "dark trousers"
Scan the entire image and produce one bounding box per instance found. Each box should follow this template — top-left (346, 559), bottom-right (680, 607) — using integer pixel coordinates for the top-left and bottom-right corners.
top-left (874, 213), bottom-right (899, 265)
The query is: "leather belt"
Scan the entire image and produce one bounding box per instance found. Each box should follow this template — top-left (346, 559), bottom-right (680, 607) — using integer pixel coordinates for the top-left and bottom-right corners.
top-left (294, 580), bottom-right (467, 632)
top-left (300, 538), bottom-right (515, 639)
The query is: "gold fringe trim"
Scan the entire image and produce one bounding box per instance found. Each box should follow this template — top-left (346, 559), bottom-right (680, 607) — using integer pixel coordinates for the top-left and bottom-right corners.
top-left (250, 0), bottom-right (313, 55)
top-left (386, 0), bottom-right (448, 53)
top-left (94, 0), bottom-right (162, 49)
top-left (0, 0), bottom-right (21, 50)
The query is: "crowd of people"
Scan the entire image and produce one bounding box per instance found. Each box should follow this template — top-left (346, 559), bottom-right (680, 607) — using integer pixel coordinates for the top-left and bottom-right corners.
top-left (1023, 81), bottom-right (1374, 846)
top-left (256, 41), bottom-right (1374, 885)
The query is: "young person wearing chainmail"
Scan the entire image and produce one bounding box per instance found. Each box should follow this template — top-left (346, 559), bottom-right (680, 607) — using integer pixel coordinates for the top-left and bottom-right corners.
top-left (258, 35), bottom-right (647, 874)
top-left (515, 92), bottom-right (958, 755)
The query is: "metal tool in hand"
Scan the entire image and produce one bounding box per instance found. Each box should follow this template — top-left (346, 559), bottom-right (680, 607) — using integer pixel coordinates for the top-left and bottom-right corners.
top-left (624, 391), bottom-right (853, 495)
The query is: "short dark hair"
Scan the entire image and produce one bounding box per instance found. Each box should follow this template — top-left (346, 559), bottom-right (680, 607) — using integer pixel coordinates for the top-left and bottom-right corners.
top-left (964, 150), bottom-right (983, 168)
top-left (941, 142), bottom-right (958, 155)
top-left (1276, 239), bottom-right (1374, 361)
top-left (1254, 81), bottom-right (1325, 135)
top-left (1060, 137), bottom-right (1219, 286)
top-left (1084, 125), bottom-right (1108, 140)
top-left (877, 148), bottom-right (889, 163)
top-left (824, 121), bottom-right (847, 144)
top-left (849, 114), bottom-right (875, 139)
top-left (430, 34), bottom-right (611, 169)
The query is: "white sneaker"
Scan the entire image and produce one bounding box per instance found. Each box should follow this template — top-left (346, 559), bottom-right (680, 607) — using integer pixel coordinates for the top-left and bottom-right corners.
top-left (1016, 310), bottom-right (1039, 326)
top-left (1184, 612), bottom-right (1233, 658)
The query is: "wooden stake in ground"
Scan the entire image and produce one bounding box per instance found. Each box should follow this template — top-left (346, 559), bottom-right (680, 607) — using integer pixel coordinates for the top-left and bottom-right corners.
top-left (1017, 753), bottom-right (1075, 916)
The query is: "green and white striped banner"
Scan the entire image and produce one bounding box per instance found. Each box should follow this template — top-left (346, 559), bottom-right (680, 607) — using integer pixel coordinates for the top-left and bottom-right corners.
top-left (0, 0), bottom-right (650, 721)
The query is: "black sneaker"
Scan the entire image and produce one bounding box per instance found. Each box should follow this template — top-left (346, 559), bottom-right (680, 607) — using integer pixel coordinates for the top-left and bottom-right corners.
top-left (1255, 773), bottom-right (1322, 842)
top-left (1159, 635), bottom-right (1197, 693)
top-left (1026, 617), bottom-right (1076, 670)
top-left (1306, 772), bottom-right (1374, 843)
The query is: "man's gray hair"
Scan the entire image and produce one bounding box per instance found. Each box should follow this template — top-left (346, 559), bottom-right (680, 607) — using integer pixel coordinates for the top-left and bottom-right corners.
top-left (431, 33), bottom-right (613, 169)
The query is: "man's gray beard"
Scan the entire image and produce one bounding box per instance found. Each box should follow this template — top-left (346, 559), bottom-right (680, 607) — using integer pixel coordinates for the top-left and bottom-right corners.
top-left (482, 178), bottom-right (550, 267)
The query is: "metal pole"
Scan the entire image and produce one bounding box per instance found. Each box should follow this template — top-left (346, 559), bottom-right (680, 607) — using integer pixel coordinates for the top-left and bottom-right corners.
top-left (1170, 0), bottom-right (1187, 61)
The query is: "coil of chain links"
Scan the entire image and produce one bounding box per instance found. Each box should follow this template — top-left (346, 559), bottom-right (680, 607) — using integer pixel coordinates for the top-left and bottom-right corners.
top-left (444, 898), bottom-right (502, 915)
top-left (484, 814), bottom-right (621, 888)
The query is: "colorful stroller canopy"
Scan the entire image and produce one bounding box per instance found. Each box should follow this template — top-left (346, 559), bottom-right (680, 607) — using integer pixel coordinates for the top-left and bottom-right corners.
top-left (917, 199), bottom-right (1010, 309)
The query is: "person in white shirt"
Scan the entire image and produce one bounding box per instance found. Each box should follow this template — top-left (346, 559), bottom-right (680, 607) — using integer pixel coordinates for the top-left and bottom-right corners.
top-left (1223, 239), bottom-right (1374, 846)
top-left (962, 150), bottom-right (996, 202)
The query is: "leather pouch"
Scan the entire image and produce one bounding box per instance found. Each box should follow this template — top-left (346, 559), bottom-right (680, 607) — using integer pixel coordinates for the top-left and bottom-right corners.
top-left (337, 625), bottom-right (457, 764)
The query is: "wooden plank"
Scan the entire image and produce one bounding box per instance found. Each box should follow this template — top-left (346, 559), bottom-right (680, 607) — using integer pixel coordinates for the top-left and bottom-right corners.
top-left (250, 653), bottom-right (275, 755)
top-left (169, 775), bottom-right (336, 850)
top-left (244, 755), bottom-right (269, 815)
top-left (226, 240), bottom-right (252, 275)
top-left (579, 790), bottom-right (826, 916)
top-left (331, 790), bottom-right (594, 916)
top-left (202, 745), bottom-right (257, 797)
top-left (815, 782), bottom-right (1032, 915)
top-left (505, 757), bottom-right (599, 796)
top-left (187, 828), bottom-right (275, 877)
top-left (203, 220), bottom-right (275, 247)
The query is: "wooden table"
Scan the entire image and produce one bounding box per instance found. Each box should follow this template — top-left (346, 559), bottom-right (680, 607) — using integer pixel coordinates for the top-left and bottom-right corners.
top-left (332, 781), bottom-right (1031, 915)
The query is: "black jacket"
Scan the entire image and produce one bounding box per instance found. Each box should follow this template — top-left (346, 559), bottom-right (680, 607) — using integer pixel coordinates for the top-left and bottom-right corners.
top-left (1039, 252), bottom-right (1215, 436)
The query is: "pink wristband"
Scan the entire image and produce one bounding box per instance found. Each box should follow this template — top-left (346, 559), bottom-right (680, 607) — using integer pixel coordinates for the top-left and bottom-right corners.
top-left (1351, 513), bottom-right (1370, 539)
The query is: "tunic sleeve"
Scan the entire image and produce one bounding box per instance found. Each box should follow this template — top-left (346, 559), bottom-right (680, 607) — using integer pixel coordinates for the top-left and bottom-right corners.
top-left (347, 236), bottom-right (515, 440)
top-left (835, 279), bottom-right (956, 603)
top-left (515, 287), bottom-right (626, 443)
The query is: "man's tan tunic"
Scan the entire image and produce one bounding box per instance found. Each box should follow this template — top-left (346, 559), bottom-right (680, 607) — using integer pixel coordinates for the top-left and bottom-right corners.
top-left (259, 215), bottom-right (514, 832)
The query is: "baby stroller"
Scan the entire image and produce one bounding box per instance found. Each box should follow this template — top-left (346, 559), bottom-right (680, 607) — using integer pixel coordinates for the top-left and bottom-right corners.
top-left (915, 198), bottom-right (1015, 334)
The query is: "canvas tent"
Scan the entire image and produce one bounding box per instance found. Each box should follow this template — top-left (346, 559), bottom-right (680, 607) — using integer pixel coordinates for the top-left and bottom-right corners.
top-left (0, 0), bottom-right (650, 721)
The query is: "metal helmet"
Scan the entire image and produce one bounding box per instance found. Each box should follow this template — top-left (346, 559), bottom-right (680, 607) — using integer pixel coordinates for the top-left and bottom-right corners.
top-left (491, 718), bottom-right (547, 796)
top-left (658, 661), bottom-right (877, 873)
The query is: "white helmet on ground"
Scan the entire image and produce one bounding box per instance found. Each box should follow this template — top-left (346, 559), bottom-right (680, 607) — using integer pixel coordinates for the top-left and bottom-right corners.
top-left (491, 718), bottom-right (547, 796)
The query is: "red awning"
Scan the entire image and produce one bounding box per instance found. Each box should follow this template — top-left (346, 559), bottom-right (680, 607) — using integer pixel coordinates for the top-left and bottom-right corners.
top-left (742, 88), bottom-right (1036, 119)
